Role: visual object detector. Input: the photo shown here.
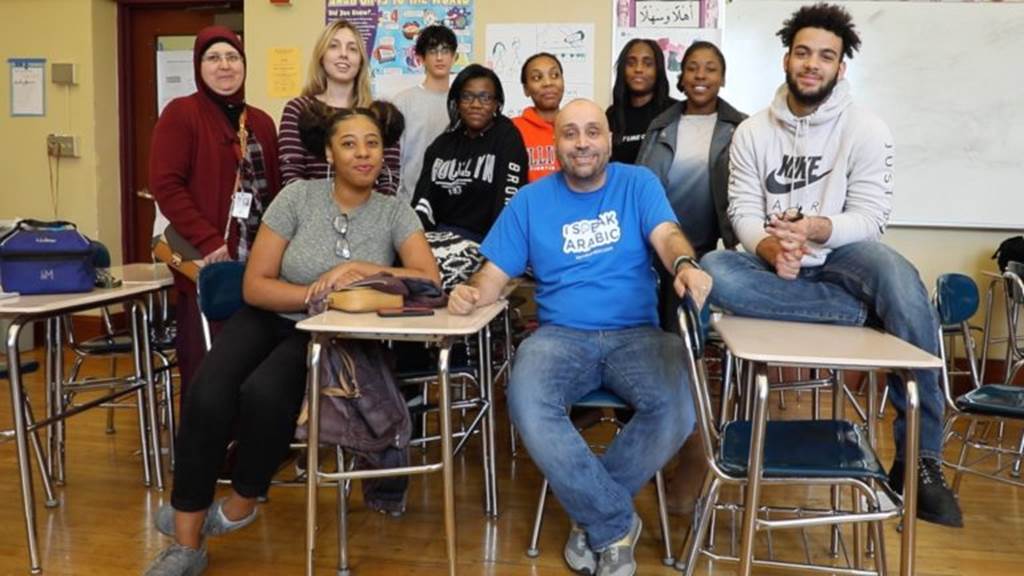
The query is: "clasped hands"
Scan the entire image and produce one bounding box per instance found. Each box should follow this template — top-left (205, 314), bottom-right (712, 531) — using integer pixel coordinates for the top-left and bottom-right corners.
top-left (763, 212), bottom-right (814, 280)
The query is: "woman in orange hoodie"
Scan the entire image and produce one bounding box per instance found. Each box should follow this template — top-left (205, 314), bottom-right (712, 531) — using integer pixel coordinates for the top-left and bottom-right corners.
top-left (512, 52), bottom-right (564, 182)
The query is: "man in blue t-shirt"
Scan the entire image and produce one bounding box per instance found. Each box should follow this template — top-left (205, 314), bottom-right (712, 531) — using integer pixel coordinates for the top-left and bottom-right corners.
top-left (448, 99), bottom-right (712, 576)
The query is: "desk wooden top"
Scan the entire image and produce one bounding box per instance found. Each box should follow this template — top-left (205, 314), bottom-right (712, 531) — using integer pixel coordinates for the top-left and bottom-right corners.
top-left (296, 300), bottom-right (507, 340)
top-left (0, 264), bottom-right (171, 316)
top-left (118, 263), bottom-right (173, 286)
top-left (712, 315), bottom-right (942, 370)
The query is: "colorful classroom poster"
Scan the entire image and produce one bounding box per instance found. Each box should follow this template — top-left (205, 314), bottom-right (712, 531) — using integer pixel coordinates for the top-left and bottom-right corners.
top-left (484, 23), bottom-right (595, 118)
top-left (8, 58), bottom-right (45, 117)
top-left (325, 0), bottom-right (474, 98)
top-left (612, 0), bottom-right (721, 100)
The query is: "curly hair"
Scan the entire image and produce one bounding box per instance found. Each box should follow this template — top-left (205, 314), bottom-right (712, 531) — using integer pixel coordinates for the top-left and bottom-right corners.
top-left (776, 3), bottom-right (861, 60)
top-left (297, 101), bottom-right (405, 161)
top-left (414, 24), bottom-right (457, 57)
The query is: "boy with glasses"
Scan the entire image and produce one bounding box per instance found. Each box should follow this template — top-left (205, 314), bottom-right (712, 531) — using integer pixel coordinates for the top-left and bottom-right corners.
top-left (391, 25), bottom-right (459, 204)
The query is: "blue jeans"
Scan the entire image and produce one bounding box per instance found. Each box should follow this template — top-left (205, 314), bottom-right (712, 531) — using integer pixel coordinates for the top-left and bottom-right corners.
top-left (701, 242), bottom-right (944, 461)
top-left (508, 324), bottom-right (695, 550)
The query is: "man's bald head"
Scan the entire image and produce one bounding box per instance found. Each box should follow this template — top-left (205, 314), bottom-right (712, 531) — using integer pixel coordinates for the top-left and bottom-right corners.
top-left (554, 98), bottom-right (612, 192)
top-left (555, 98), bottom-right (609, 133)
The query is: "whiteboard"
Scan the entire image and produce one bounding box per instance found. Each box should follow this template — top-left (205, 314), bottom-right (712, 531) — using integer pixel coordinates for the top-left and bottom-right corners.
top-left (720, 1), bottom-right (1024, 230)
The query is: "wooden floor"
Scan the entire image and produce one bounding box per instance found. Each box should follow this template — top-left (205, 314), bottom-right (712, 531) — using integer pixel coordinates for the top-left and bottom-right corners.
top-left (2, 352), bottom-right (1024, 575)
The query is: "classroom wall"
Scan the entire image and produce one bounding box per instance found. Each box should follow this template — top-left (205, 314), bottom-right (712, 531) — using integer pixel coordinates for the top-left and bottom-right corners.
top-left (0, 2), bottom-right (1012, 343)
top-left (244, 0), bottom-right (1013, 339)
top-left (0, 0), bottom-right (121, 263)
top-left (244, 0), bottom-right (614, 122)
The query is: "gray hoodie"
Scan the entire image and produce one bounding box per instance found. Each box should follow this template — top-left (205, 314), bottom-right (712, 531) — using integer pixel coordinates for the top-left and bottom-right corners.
top-left (728, 79), bottom-right (894, 266)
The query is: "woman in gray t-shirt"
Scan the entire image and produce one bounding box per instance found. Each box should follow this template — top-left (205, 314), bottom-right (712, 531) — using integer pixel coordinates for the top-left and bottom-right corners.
top-left (147, 104), bottom-right (440, 575)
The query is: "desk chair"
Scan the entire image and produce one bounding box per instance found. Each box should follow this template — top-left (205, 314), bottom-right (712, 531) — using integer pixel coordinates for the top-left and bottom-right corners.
top-left (524, 390), bottom-right (675, 566)
top-left (937, 272), bottom-right (1024, 491)
top-left (52, 242), bottom-right (173, 483)
top-left (676, 300), bottom-right (897, 576)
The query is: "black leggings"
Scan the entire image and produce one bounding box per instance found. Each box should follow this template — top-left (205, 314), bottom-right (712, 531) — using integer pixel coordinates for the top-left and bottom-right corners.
top-left (171, 305), bottom-right (309, 512)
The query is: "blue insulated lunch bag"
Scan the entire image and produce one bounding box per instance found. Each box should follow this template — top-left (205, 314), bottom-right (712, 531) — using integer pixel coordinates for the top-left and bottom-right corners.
top-left (0, 220), bottom-right (96, 294)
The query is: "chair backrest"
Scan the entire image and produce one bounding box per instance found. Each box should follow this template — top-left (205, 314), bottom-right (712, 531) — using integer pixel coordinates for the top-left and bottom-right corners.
top-left (935, 273), bottom-right (979, 326)
top-left (677, 294), bottom-right (718, 464)
top-left (90, 240), bottom-right (111, 269)
top-left (197, 261), bottom-right (245, 350)
top-left (1006, 262), bottom-right (1024, 305)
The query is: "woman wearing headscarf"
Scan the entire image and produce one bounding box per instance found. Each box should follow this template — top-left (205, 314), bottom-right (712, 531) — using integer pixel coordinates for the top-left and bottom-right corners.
top-left (150, 26), bottom-right (281, 398)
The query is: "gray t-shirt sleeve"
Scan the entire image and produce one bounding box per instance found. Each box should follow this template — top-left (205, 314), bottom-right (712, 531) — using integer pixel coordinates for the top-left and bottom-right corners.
top-left (261, 182), bottom-right (302, 240)
top-left (391, 200), bottom-right (423, 254)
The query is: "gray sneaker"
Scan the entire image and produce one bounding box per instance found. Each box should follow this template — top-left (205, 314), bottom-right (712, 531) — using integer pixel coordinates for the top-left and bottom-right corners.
top-left (143, 543), bottom-right (208, 576)
top-left (155, 498), bottom-right (258, 538)
top-left (596, 514), bottom-right (642, 576)
top-left (564, 522), bottom-right (598, 574)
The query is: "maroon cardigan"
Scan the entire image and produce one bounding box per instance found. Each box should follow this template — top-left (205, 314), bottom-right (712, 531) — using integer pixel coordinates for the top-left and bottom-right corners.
top-left (150, 92), bottom-right (280, 291)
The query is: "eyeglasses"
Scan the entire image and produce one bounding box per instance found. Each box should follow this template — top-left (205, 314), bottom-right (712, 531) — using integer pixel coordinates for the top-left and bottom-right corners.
top-left (459, 91), bottom-right (496, 105)
top-left (333, 214), bottom-right (351, 259)
top-left (202, 52), bottom-right (243, 65)
top-left (426, 46), bottom-right (454, 57)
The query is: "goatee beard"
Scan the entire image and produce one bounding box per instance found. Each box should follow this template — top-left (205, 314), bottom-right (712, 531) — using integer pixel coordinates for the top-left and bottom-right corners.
top-left (786, 73), bottom-right (839, 108)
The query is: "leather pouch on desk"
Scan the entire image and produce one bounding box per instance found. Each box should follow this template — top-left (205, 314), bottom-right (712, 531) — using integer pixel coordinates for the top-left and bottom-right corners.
top-left (326, 273), bottom-right (446, 312)
top-left (328, 287), bottom-right (403, 312)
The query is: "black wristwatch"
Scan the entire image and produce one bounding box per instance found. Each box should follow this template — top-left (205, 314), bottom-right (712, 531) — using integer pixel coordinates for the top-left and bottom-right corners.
top-left (673, 255), bottom-right (701, 275)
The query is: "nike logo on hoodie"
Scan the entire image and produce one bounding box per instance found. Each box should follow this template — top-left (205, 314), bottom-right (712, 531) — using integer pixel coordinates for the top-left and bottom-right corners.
top-left (764, 154), bottom-right (833, 194)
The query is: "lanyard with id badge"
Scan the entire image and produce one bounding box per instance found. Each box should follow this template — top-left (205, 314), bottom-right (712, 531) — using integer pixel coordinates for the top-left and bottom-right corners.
top-left (223, 109), bottom-right (252, 242)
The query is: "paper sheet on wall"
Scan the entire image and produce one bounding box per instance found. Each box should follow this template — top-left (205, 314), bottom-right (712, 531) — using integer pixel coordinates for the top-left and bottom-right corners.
top-left (267, 47), bottom-right (302, 99)
top-left (9, 59), bottom-right (45, 117)
top-left (612, 0), bottom-right (722, 100)
top-left (156, 50), bottom-right (195, 116)
top-left (484, 23), bottom-right (595, 119)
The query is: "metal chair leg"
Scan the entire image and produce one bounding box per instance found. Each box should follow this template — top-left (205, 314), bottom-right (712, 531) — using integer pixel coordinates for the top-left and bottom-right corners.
top-left (675, 475), bottom-right (720, 576)
top-left (335, 446), bottom-right (350, 576)
top-left (952, 418), bottom-right (977, 493)
top-left (654, 470), bottom-right (674, 566)
top-left (525, 478), bottom-right (549, 557)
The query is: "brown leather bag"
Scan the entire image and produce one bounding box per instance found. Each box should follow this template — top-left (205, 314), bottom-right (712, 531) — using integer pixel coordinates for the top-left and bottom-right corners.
top-left (151, 233), bottom-right (200, 282)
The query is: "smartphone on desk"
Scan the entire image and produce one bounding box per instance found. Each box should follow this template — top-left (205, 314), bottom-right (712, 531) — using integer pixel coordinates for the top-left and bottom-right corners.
top-left (377, 306), bottom-right (435, 318)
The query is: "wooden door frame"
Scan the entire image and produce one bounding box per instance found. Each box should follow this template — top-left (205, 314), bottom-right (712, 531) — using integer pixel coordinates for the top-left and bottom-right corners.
top-left (116, 0), bottom-right (242, 262)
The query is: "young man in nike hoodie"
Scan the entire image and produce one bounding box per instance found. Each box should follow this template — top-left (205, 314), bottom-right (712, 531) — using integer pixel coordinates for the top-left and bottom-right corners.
top-left (701, 3), bottom-right (963, 528)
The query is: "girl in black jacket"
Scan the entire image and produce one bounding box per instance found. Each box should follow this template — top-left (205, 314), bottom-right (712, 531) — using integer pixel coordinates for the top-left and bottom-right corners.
top-left (412, 64), bottom-right (529, 242)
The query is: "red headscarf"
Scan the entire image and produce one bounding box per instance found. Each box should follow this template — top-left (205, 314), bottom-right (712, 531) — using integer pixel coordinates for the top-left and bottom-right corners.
top-left (193, 25), bottom-right (245, 107)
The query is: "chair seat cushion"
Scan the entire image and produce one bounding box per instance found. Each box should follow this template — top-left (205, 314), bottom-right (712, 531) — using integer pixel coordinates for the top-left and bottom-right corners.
top-left (956, 384), bottom-right (1024, 418)
top-left (720, 420), bottom-right (887, 481)
top-left (0, 360), bottom-right (40, 379)
top-left (574, 389), bottom-right (629, 410)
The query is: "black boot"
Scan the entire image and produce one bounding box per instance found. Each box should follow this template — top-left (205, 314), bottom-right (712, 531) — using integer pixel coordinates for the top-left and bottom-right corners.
top-left (888, 457), bottom-right (964, 528)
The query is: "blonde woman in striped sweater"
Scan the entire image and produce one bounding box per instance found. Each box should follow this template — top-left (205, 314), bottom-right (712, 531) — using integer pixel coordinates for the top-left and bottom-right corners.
top-left (277, 19), bottom-right (401, 195)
